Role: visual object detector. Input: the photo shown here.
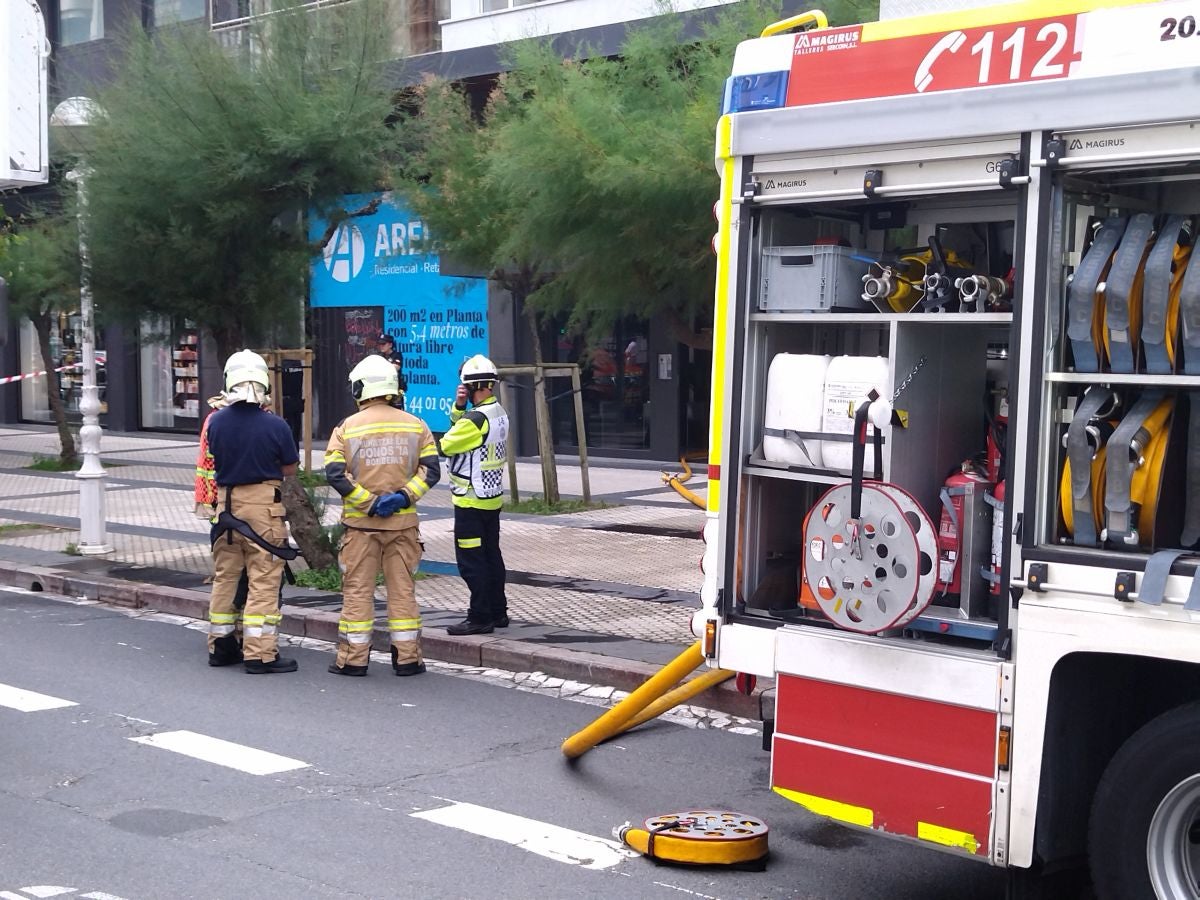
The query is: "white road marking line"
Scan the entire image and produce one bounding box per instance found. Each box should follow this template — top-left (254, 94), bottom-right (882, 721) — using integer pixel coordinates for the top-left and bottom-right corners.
top-left (80, 893), bottom-right (129, 899)
top-left (0, 892), bottom-right (30, 900)
top-left (20, 888), bottom-right (75, 898)
top-left (129, 730), bottom-right (309, 776)
top-left (0, 684), bottom-right (78, 713)
top-left (410, 800), bottom-right (638, 870)
top-left (653, 883), bottom-right (720, 899)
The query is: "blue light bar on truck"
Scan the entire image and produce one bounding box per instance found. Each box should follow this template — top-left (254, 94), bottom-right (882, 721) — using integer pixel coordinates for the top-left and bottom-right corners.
top-left (722, 71), bottom-right (789, 114)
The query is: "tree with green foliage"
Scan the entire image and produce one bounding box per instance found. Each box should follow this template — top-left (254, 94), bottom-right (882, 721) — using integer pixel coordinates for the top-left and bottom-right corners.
top-left (82, 0), bottom-right (402, 361)
top-left (398, 0), bottom-right (878, 350)
top-left (0, 210), bottom-right (81, 464)
top-left (399, 73), bottom-right (553, 360)
top-left (77, 0), bottom-right (405, 569)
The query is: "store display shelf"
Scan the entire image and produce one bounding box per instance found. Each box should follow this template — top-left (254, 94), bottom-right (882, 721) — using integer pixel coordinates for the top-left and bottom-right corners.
top-left (749, 311), bottom-right (1014, 324)
top-left (1045, 371), bottom-right (1200, 387)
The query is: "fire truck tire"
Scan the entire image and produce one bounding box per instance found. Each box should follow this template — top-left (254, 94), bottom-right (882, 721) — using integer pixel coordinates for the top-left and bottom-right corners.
top-left (1088, 701), bottom-right (1200, 900)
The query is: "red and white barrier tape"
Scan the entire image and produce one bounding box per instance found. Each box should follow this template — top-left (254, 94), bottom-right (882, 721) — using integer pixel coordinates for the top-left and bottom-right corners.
top-left (0, 363), bottom-right (83, 386)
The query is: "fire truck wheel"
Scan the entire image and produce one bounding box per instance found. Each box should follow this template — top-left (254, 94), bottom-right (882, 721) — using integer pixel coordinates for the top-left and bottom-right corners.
top-left (1089, 702), bottom-right (1200, 900)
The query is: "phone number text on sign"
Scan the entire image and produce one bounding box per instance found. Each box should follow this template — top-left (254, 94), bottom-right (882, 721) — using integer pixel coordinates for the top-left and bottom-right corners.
top-left (785, 15), bottom-right (1080, 107)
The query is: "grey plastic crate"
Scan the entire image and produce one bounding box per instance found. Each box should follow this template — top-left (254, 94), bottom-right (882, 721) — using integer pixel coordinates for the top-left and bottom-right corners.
top-left (758, 245), bottom-right (872, 312)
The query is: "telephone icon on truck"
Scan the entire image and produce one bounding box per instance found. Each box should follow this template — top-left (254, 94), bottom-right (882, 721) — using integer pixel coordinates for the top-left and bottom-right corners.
top-left (914, 30), bottom-right (967, 92)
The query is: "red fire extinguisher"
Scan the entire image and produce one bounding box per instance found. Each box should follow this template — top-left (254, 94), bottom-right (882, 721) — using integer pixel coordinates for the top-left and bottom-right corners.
top-left (936, 464), bottom-right (991, 595)
top-left (984, 480), bottom-right (1006, 597)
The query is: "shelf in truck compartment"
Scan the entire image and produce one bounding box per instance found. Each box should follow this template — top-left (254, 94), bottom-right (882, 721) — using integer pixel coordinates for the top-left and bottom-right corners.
top-left (1045, 372), bottom-right (1200, 387)
top-left (906, 612), bottom-right (998, 643)
top-left (749, 312), bottom-right (1013, 324)
top-left (745, 457), bottom-right (858, 485)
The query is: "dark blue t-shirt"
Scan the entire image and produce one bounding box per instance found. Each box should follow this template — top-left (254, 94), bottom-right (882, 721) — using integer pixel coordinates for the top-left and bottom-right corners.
top-left (207, 403), bottom-right (299, 486)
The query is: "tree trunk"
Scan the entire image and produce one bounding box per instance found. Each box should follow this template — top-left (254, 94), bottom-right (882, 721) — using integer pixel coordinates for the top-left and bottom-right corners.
top-left (281, 475), bottom-right (336, 571)
top-left (516, 282), bottom-right (560, 504)
top-left (32, 314), bottom-right (76, 464)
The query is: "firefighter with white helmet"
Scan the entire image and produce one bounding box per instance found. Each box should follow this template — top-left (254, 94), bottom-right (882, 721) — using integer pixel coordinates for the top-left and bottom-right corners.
top-left (206, 350), bottom-right (300, 673)
top-left (438, 354), bottom-right (510, 635)
top-left (324, 354), bottom-right (440, 676)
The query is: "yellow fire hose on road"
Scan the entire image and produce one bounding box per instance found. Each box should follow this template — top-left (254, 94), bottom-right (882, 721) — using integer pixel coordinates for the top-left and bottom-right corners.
top-left (562, 642), bottom-right (769, 866)
top-left (562, 641), bottom-right (732, 758)
top-left (662, 455), bottom-right (707, 509)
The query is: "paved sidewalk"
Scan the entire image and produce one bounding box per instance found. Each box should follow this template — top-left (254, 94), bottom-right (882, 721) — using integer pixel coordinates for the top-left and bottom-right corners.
top-left (0, 425), bottom-right (768, 718)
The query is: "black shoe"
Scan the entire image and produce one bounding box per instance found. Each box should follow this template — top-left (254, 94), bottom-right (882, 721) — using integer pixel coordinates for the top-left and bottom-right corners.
top-left (446, 619), bottom-right (494, 636)
top-left (328, 662), bottom-right (368, 677)
top-left (493, 615), bottom-right (510, 628)
top-left (244, 656), bottom-right (298, 674)
top-left (393, 661), bottom-right (427, 677)
top-left (208, 651), bottom-right (243, 667)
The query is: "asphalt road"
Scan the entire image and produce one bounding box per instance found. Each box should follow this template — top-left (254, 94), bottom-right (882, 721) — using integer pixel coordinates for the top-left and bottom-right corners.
top-left (0, 586), bottom-right (1006, 899)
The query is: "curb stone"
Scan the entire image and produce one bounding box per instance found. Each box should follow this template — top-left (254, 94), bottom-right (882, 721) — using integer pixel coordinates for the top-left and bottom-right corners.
top-left (0, 559), bottom-right (772, 721)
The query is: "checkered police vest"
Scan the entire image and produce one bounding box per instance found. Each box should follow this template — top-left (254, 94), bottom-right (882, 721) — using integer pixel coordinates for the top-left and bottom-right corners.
top-left (450, 400), bottom-right (509, 501)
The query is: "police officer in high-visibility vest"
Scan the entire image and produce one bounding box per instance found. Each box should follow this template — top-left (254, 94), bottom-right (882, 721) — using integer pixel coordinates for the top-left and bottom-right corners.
top-left (439, 355), bottom-right (510, 636)
top-left (325, 355), bottom-right (440, 676)
top-left (206, 350), bottom-right (300, 673)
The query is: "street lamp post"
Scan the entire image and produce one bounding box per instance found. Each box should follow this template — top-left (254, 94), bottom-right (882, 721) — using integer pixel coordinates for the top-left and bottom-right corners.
top-left (51, 97), bottom-right (112, 555)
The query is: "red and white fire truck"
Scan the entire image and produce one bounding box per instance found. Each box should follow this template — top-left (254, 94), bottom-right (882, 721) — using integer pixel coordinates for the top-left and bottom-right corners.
top-left (696, 1), bottom-right (1200, 896)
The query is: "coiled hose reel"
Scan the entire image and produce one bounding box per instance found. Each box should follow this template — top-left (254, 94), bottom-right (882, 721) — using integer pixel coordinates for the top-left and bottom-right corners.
top-left (802, 397), bottom-right (937, 633)
top-left (617, 810), bottom-right (770, 868)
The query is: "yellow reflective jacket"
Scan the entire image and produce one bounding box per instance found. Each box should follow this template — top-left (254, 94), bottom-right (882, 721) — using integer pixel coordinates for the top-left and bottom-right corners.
top-left (324, 399), bottom-right (440, 530)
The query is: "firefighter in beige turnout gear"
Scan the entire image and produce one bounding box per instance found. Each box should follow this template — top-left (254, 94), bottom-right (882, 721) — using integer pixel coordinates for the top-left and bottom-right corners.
top-left (325, 355), bottom-right (441, 676)
top-left (206, 350), bottom-right (301, 674)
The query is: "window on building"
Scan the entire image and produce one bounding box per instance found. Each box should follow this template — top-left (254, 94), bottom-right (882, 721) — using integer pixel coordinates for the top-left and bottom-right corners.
top-left (481, 0), bottom-right (541, 11)
top-left (59, 0), bottom-right (104, 45)
top-left (139, 318), bottom-right (202, 430)
top-left (551, 318), bottom-right (650, 451)
top-left (154, 0), bottom-right (207, 25)
top-left (19, 316), bottom-right (108, 423)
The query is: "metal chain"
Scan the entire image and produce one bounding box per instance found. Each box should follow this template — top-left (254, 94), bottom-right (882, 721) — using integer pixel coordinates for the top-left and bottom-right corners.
top-left (892, 355), bottom-right (928, 401)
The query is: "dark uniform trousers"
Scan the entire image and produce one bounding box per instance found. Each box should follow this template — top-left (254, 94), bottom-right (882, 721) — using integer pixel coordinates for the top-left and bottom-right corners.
top-left (454, 506), bottom-right (506, 625)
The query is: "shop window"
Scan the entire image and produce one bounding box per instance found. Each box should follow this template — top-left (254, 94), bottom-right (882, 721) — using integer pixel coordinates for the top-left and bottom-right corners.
top-left (59, 0), bottom-right (104, 45)
top-left (139, 318), bottom-right (201, 430)
top-left (552, 318), bottom-right (650, 451)
top-left (18, 315), bottom-right (107, 423)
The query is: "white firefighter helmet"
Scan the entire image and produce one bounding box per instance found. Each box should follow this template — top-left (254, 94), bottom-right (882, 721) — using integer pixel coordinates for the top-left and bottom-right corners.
top-left (349, 354), bottom-right (399, 402)
top-left (460, 354), bottom-right (498, 387)
top-left (223, 350), bottom-right (270, 392)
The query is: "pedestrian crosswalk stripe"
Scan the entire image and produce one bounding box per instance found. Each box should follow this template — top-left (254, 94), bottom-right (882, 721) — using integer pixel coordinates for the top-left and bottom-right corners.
top-left (129, 730), bottom-right (309, 776)
top-left (0, 684), bottom-right (78, 713)
top-left (410, 800), bottom-right (637, 870)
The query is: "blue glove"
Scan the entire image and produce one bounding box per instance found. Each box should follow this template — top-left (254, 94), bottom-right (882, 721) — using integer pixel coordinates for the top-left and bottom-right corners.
top-left (371, 492), bottom-right (410, 517)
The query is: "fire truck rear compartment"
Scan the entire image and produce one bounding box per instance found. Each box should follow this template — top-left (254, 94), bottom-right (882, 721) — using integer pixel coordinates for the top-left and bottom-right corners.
top-left (736, 196), bottom-right (1015, 641)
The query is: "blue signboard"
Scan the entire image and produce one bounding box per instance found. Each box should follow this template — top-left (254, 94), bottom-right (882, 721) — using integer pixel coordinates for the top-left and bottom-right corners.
top-left (309, 192), bottom-right (488, 431)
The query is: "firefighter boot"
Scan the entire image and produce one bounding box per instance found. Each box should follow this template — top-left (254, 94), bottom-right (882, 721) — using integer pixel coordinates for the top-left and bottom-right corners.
top-left (209, 632), bottom-right (243, 667)
top-left (245, 656), bottom-right (298, 674)
top-left (328, 662), bottom-right (368, 677)
top-left (391, 646), bottom-right (427, 677)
